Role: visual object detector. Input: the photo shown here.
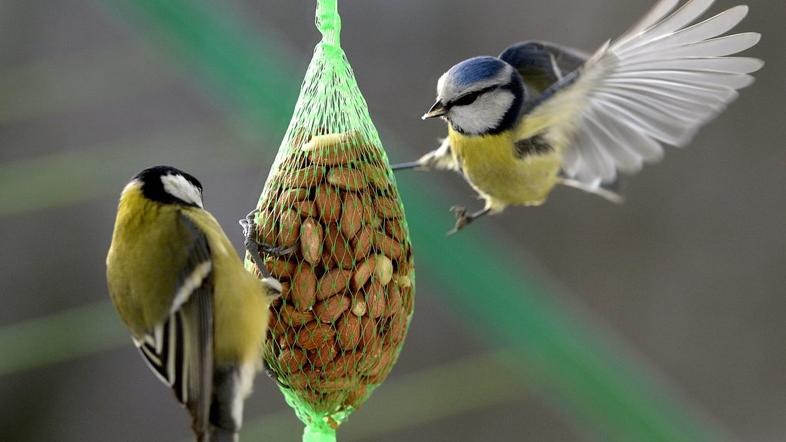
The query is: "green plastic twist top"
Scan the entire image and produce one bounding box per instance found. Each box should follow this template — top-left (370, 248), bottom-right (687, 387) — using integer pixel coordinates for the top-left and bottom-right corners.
top-left (303, 420), bottom-right (337, 442)
top-left (316, 0), bottom-right (341, 48)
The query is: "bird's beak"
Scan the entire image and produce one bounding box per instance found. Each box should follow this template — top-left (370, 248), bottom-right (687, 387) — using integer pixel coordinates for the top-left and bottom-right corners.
top-left (422, 100), bottom-right (447, 120)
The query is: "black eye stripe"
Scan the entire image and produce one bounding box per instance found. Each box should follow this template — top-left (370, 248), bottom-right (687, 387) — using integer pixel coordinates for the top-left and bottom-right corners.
top-left (452, 92), bottom-right (480, 106)
top-left (450, 85), bottom-right (499, 107)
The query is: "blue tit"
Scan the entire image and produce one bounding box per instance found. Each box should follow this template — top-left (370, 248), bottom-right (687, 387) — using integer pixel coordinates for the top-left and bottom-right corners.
top-left (392, 0), bottom-right (763, 234)
top-left (106, 166), bottom-right (281, 442)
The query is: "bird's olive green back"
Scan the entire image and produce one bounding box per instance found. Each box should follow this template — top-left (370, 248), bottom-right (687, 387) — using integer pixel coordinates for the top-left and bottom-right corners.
top-left (180, 205), bottom-right (273, 364)
top-left (106, 185), bottom-right (195, 336)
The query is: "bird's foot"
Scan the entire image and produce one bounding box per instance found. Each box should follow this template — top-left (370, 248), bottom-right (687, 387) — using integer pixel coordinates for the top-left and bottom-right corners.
top-left (448, 205), bottom-right (471, 235)
top-left (447, 206), bottom-right (493, 235)
top-left (259, 243), bottom-right (298, 257)
top-left (239, 210), bottom-right (297, 276)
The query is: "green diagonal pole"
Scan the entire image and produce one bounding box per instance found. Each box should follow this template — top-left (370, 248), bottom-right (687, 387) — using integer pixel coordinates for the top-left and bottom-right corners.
top-left (0, 302), bottom-right (127, 377)
top-left (88, 1), bottom-right (727, 440)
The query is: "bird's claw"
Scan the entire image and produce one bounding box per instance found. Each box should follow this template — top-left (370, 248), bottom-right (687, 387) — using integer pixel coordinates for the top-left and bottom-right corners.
top-left (259, 244), bottom-right (298, 257)
top-left (448, 205), bottom-right (470, 236)
top-left (239, 209), bottom-right (257, 239)
top-left (240, 209), bottom-right (297, 278)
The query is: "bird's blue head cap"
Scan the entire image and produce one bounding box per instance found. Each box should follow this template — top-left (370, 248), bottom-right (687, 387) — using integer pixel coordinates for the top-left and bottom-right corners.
top-left (424, 56), bottom-right (525, 135)
top-left (450, 56), bottom-right (509, 87)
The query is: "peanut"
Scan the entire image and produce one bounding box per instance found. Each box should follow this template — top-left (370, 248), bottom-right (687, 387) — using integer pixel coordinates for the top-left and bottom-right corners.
top-left (315, 185), bottom-right (342, 222)
top-left (299, 218), bottom-right (323, 265)
top-left (278, 209), bottom-right (301, 247)
top-left (280, 188), bottom-right (310, 206)
top-left (327, 168), bottom-right (367, 191)
top-left (340, 192), bottom-right (363, 239)
top-left (374, 231), bottom-right (403, 260)
top-left (351, 292), bottom-right (368, 317)
top-left (385, 218), bottom-right (406, 242)
top-left (360, 316), bottom-right (378, 349)
top-left (360, 163), bottom-right (389, 190)
top-left (309, 340), bottom-right (338, 368)
top-left (351, 258), bottom-right (375, 291)
top-left (317, 268), bottom-right (351, 300)
top-left (365, 281), bottom-right (386, 318)
top-left (344, 384), bottom-right (368, 408)
top-left (314, 295), bottom-right (350, 323)
top-left (291, 263), bottom-right (317, 311)
top-left (293, 200), bottom-right (318, 218)
top-left (375, 197), bottom-right (401, 219)
top-left (352, 227), bottom-right (373, 260)
top-left (296, 322), bottom-right (336, 350)
top-left (280, 304), bottom-right (314, 326)
top-left (373, 254), bottom-right (393, 286)
top-left (384, 283), bottom-right (402, 317)
top-left (278, 348), bottom-right (307, 372)
top-left (256, 209), bottom-right (278, 245)
top-left (323, 352), bottom-right (362, 379)
top-left (336, 314), bottom-right (361, 350)
top-left (325, 223), bottom-right (353, 269)
top-left (265, 257), bottom-right (296, 280)
top-left (287, 166), bottom-right (325, 188)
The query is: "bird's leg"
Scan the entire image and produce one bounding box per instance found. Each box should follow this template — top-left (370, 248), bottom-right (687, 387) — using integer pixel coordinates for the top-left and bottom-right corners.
top-left (447, 206), bottom-right (492, 235)
top-left (390, 160), bottom-right (424, 171)
top-left (239, 210), bottom-right (296, 276)
top-left (391, 138), bottom-right (455, 173)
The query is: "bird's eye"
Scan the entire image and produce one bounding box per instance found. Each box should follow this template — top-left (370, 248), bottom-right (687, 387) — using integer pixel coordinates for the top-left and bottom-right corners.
top-left (452, 91), bottom-right (481, 107)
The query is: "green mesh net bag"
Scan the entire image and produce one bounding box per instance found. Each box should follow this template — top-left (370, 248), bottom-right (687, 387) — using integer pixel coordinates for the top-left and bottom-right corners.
top-left (243, 1), bottom-right (415, 440)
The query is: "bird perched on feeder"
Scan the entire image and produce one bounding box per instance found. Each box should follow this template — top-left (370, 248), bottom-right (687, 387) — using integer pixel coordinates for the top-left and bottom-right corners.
top-left (392, 0), bottom-right (763, 234)
top-left (106, 166), bottom-right (281, 442)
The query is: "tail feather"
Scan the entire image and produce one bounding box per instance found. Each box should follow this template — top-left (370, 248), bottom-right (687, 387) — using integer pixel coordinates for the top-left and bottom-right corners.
top-left (209, 363), bottom-right (256, 442)
top-left (557, 174), bottom-right (625, 204)
top-left (210, 428), bottom-right (238, 442)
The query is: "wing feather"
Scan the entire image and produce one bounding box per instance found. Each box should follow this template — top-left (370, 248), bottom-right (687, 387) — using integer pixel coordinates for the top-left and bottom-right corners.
top-left (522, 1), bottom-right (762, 185)
top-left (500, 41), bottom-right (590, 95)
top-left (618, 0), bottom-right (680, 42)
top-left (133, 213), bottom-right (213, 435)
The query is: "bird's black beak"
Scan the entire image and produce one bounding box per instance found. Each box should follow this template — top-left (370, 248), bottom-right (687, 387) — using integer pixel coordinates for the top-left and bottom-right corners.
top-left (422, 100), bottom-right (448, 120)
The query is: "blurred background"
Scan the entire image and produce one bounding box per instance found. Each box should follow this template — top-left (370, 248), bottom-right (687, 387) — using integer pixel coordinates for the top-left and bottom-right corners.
top-left (1, 0), bottom-right (784, 440)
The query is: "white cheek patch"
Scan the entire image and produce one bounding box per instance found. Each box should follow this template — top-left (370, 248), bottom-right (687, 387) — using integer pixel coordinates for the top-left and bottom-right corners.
top-left (450, 89), bottom-right (515, 135)
top-left (161, 174), bottom-right (204, 208)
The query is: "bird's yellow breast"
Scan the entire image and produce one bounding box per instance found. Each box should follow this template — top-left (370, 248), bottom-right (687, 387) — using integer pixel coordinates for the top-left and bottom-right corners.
top-left (448, 126), bottom-right (562, 210)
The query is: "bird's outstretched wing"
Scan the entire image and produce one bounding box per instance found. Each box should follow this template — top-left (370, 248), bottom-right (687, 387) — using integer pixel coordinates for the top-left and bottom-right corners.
top-left (133, 213), bottom-right (214, 437)
top-left (500, 40), bottom-right (589, 94)
top-left (521, 0), bottom-right (763, 186)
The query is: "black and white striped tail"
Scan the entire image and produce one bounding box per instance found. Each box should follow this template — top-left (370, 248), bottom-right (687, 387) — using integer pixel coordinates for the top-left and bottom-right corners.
top-left (209, 363), bottom-right (256, 442)
top-left (134, 284), bottom-right (214, 441)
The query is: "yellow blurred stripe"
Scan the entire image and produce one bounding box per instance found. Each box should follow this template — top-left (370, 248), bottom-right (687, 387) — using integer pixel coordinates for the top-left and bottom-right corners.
top-left (0, 302), bottom-right (125, 376)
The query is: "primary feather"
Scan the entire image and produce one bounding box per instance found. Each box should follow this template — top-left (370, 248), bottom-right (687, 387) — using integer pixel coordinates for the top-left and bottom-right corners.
top-left (527, 0), bottom-right (763, 185)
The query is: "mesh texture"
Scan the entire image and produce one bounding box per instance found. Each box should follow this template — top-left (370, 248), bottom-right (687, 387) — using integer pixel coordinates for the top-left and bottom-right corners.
top-left (246, 1), bottom-right (414, 439)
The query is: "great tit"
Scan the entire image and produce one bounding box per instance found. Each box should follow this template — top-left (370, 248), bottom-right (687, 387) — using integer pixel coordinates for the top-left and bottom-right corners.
top-left (392, 0), bottom-right (763, 234)
top-left (106, 166), bottom-right (281, 442)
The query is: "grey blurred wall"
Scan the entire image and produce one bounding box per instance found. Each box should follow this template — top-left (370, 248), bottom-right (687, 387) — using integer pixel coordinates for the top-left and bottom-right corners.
top-left (1, 0), bottom-right (784, 441)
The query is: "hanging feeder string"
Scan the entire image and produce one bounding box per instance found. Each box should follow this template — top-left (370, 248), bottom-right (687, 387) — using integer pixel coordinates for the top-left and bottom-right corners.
top-left (316, 0), bottom-right (341, 48)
